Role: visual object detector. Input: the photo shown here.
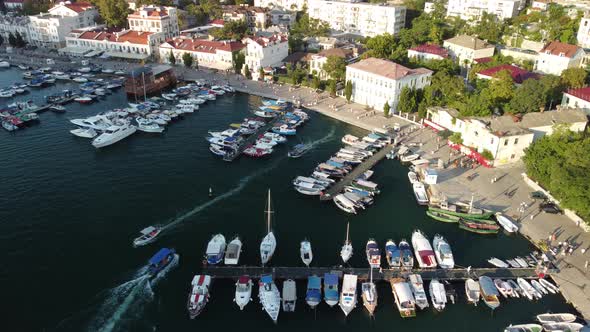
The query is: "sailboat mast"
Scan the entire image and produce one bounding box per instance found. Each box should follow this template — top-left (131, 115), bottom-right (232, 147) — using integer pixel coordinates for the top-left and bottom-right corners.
top-left (265, 189), bottom-right (272, 233)
top-left (345, 222), bottom-right (349, 243)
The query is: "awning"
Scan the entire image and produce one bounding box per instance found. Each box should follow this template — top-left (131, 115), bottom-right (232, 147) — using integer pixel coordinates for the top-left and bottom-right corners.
top-left (84, 50), bottom-right (103, 58)
top-left (58, 46), bottom-right (89, 55)
top-left (104, 51), bottom-right (149, 60)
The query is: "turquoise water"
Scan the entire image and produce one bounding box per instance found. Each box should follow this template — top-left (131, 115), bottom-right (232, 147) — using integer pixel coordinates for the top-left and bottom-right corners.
top-left (0, 67), bottom-right (575, 332)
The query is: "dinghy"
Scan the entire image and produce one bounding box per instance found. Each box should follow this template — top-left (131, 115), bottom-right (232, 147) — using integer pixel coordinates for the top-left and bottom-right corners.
top-left (536, 313), bottom-right (577, 324)
top-left (465, 278), bottom-right (480, 306)
top-left (504, 324), bottom-right (543, 332)
top-left (539, 279), bottom-right (559, 294)
top-left (282, 279), bottom-right (297, 312)
top-left (300, 240), bottom-right (313, 266)
top-left (495, 213), bottom-right (519, 233)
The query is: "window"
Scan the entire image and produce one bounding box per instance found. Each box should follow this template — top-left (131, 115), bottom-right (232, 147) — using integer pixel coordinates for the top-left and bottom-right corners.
top-left (490, 138), bottom-right (494, 145)
top-left (510, 154), bottom-right (515, 159)
top-left (504, 139), bottom-right (508, 146)
top-left (514, 138), bottom-right (519, 145)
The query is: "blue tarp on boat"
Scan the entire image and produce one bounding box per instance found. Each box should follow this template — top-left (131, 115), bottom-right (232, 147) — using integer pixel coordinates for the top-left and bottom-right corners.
top-left (324, 273), bottom-right (338, 285)
top-left (261, 275), bottom-right (273, 284)
top-left (149, 248), bottom-right (173, 265)
top-left (308, 275), bottom-right (321, 289)
top-left (367, 133), bottom-right (382, 140)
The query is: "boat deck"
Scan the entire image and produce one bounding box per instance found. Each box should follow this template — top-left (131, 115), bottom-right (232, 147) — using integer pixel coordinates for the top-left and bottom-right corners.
top-left (320, 143), bottom-right (395, 201)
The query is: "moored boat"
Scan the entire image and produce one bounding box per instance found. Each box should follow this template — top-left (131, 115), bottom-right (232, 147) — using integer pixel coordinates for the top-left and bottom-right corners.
top-left (432, 234), bottom-right (454, 269)
top-left (366, 239), bottom-right (381, 268)
top-left (412, 182), bottom-right (429, 205)
top-left (334, 194), bottom-right (357, 214)
top-left (518, 278), bottom-right (541, 300)
top-left (340, 222), bottom-right (353, 263)
top-left (282, 279), bottom-right (297, 312)
top-left (538, 279), bottom-right (559, 294)
top-left (412, 230), bottom-right (437, 268)
top-left (479, 276), bottom-right (500, 309)
top-left (187, 275), bottom-right (211, 319)
top-left (426, 209), bottom-right (460, 223)
top-left (495, 213), bottom-right (519, 233)
top-left (259, 275), bottom-right (281, 322)
top-left (260, 190), bottom-right (277, 265)
top-left (429, 279), bottom-right (447, 311)
top-left (408, 274), bottom-right (429, 310)
top-left (488, 257), bottom-right (509, 268)
top-left (465, 278), bottom-right (480, 306)
top-left (300, 240), bottom-right (313, 266)
top-left (459, 218), bottom-right (500, 234)
top-left (92, 122), bottom-right (136, 148)
top-left (70, 127), bottom-right (98, 139)
top-left (324, 273), bottom-right (339, 307)
top-left (536, 313), bottom-right (577, 324)
top-left (531, 279), bottom-right (547, 296)
top-left (224, 237), bottom-right (242, 265)
top-left (494, 279), bottom-right (514, 298)
top-left (504, 324), bottom-right (543, 332)
top-left (234, 276), bottom-right (252, 310)
top-left (390, 279), bottom-right (416, 318)
top-left (361, 268), bottom-right (378, 316)
top-left (205, 234), bottom-right (226, 265)
top-left (542, 322), bottom-right (584, 332)
top-left (339, 274), bottom-right (358, 316)
top-left (385, 240), bottom-right (401, 267)
top-left (399, 240), bottom-right (414, 268)
top-left (305, 275), bottom-right (322, 308)
top-left (429, 205), bottom-right (494, 220)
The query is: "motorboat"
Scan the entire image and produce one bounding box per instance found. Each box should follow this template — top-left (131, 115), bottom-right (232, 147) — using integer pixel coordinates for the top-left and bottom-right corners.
top-left (531, 279), bottom-right (548, 296)
top-left (412, 182), bottom-right (429, 205)
top-left (351, 179), bottom-right (379, 194)
top-left (412, 230), bottom-right (437, 268)
top-left (263, 132), bottom-right (286, 143)
top-left (542, 322), bottom-right (584, 332)
top-left (74, 96), bottom-right (93, 103)
top-left (300, 240), bottom-right (313, 266)
top-left (361, 268), bottom-right (378, 316)
top-left (539, 279), bottom-right (559, 294)
top-left (293, 176), bottom-right (331, 188)
top-left (465, 278), bottom-right (480, 306)
top-left (429, 279), bottom-right (447, 311)
top-left (479, 276), bottom-right (500, 309)
top-left (385, 240), bottom-right (401, 267)
top-left (488, 257), bottom-right (509, 268)
top-left (224, 237), bottom-right (242, 265)
top-left (282, 279), bottom-right (297, 312)
top-left (366, 239), bottom-right (381, 268)
top-left (495, 213), bottom-right (519, 233)
top-left (305, 275), bottom-right (322, 308)
top-left (162, 93), bottom-right (177, 101)
top-left (408, 171), bottom-right (419, 184)
top-left (401, 153), bottom-right (420, 163)
top-left (70, 127), bottom-right (97, 139)
top-left (205, 234), bottom-right (226, 265)
top-left (259, 275), bottom-right (281, 323)
top-left (147, 248), bottom-right (179, 280)
top-left (339, 274), bottom-right (357, 316)
top-left (504, 324), bottom-right (543, 332)
top-left (536, 313), bottom-right (577, 324)
top-left (340, 222), bottom-right (353, 263)
top-left (518, 278), bottom-right (541, 300)
top-left (49, 105), bottom-right (66, 113)
top-left (133, 226), bottom-right (162, 247)
top-left (288, 143), bottom-right (312, 158)
top-left (136, 118), bottom-right (164, 133)
top-left (334, 194), bottom-right (357, 214)
top-left (399, 240), bottom-right (414, 268)
top-left (515, 257), bottom-right (529, 267)
top-left (187, 275), bottom-right (211, 319)
top-left (272, 124), bottom-right (296, 136)
top-left (408, 274), bottom-right (429, 310)
top-left (209, 143), bottom-right (235, 157)
top-left (294, 182), bottom-right (324, 196)
top-left (234, 276), bottom-right (252, 310)
top-left (324, 273), bottom-right (339, 307)
top-left (260, 190), bottom-right (277, 265)
top-left (244, 146), bottom-right (273, 157)
top-left (91, 122), bottom-right (136, 148)
top-left (0, 61), bottom-right (10, 68)
top-left (507, 280), bottom-right (522, 298)
top-left (494, 279), bottom-right (514, 298)
top-left (432, 234), bottom-right (454, 269)
top-left (390, 279), bottom-right (416, 318)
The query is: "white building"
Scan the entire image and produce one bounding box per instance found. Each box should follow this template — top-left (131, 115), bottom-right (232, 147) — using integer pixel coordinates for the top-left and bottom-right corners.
top-left (254, 0), bottom-right (307, 11)
top-left (535, 41), bottom-right (585, 75)
top-left (159, 37), bottom-right (246, 70)
top-left (443, 35), bottom-right (495, 66)
top-left (424, 2), bottom-right (435, 13)
top-left (28, 1), bottom-right (98, 49)
top-left (531, 0), bottom-right (551, 11)
top-left (407, 44), bottom-right (449, 61)
top-left (577, 15), bottom-right (590, 49)
top-left (446, 0), bottom-right (523, 20)
top-left (0, 14), bottom-right (31, 43)
top-left (307, 0), bottom-right (406, 37)
top-left (127, 5), bottom-right (179, 39)
top-left (269, 8), bottom-right (296, 28)
top-left (243, 34), bottom-right (289, 75)
top-left (222, 5), bottom-right (269, 32)
top-left (308, 47), bottom-right (355, 79)
top-left (64, 29), bottom-right (165, 60)
top-left (345, 57), bottom-right (433, 111)
top-left (4, 0), bottom-right (24, 10)
top-left (561, 87), bottom-right (590, 115)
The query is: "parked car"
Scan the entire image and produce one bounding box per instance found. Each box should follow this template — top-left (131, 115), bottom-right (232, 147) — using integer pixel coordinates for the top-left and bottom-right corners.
top-left (530, 191), bottom-right (548, 200)
top-left (539, 202), bottom-right (562, 214)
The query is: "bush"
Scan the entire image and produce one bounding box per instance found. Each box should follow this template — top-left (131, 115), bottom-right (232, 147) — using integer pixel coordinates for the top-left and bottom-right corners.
top-left (448, 132), bottom-right (463, 145)
top-left (480, 149), bottom-right (494, 161)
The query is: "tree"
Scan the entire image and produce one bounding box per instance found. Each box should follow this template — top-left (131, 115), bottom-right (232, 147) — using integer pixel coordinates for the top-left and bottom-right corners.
top-left (322, 56), bottom-right (346, 82)
top-left (290, 13), bottom-right (330, 39)
top-left (489, 70), bottom-right (514, 105)
top-left (327, 79), bottom-right (336, 96)
top-left (14, 32), bottom-right (25, 48)
top-left (244, 64), bottom-right (251, 79)
top-left (506, 79), bottom-right (546, 114)
top-left (561, 68), bottom-right (588, 89)
top-left (540, 75), bottom-right (565, 109)
top-left (383, 102), bottom-right (391, 117)
top-left (8, 32), bottom-right (15, 47)
top-left (168, 50), bottom-right (176, 65)
top-left (480, 149), bottom-right (494, 161)
top-left (311, 76), bottom-right (321, 89)
top-left (344, 80), bottom-right (352, 103)
top-left (449, 132), bottom-right (463, 145)
top-left (397, 87), bottom-right (417, 114)
top-left (94, 0), bottom-right (129, 28)
top-left (259, 67), bottom-right (265, 81)
top-left (211, 20), bottom-right (248, 40)
top-left (182, 53), bottom-right (194, 67)
top-left (233, 52), bottom-right (245, 74)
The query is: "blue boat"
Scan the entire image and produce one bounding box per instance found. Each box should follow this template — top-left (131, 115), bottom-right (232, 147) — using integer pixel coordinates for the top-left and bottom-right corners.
top-left (326, 159), bottom-right (347, 169)
top-left (306, 275), bottom-right (322, 308)
top-left (262, 98), bottom-right (287, 106)
top-left (385, 240), bottom-right (401, 267)
top-left (148, 248), bottom-right (179, 278)
top-left (399, 240), bottom-right (414, 268)
top-left (323, 273), bottom-right (339, 307)
top-left (272, 125), bottom-right (296, 136)
top-left (205, 234), bottom-right (226, 265)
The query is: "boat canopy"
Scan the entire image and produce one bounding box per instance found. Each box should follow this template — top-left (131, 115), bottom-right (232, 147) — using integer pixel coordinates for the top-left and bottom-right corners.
top-left (140, 226), bottom-right (157, 235)
top-left (479, 276), bottom-right (499, 296)
top-left (367, 133), bottom-right (383, 140)
top-left (342, 274), bottom-right (358, 292)
top-left (206, 243), bottom-right (222, 254)
top-left (261, 275), bottom-right (273, 284)
top-left (149, 248), bottom-right (173, 265)
top-left (298, 182), bottom-right (317, 189)
top-left (238, 276), bottom-right (250, 284)
top-left (308, 276), bottom-right (321, 289)
top-left (324, 273), bottom-right (338, 285)
top-left (394, 282), bottom-right (414, 302)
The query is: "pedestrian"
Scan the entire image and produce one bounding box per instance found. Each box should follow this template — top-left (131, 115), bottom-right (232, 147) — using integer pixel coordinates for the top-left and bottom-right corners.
top-left (581, 248), bottom-right (586, 254)
top-left (568, 247), bottom-right (574, 255)
top-left (586, 261), bottom-right (589, 269)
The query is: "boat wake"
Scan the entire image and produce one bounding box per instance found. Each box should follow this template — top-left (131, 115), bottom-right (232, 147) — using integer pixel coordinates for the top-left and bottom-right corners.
top-left (308, 126), bottom-right (336, 148)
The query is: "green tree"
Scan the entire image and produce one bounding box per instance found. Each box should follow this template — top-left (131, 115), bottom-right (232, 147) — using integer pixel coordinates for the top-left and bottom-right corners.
top-left (480, 149), bottom-right (494, 161)
top-left (311, 76), bottom-right (321, 89)
top-left (489, 70), bottom-right (514, 105)
top-left (244, 64), bottom-right (251, 79)
top-left (457, 89), bottom-right (494, 117)
top-left (397, 87), bottom-right (417, 114)
top-left (259, 67), bottom-right (265, 81)
top-left (290, 13), bottom-right (330, 38)
top-left (8, 33), bottom-right (15, 47)
top-left (540, 75), bottom-right (565, 109)
top-left (211, 20), bottom-right (248, 40)
top-left (506, 79), bottom-right (546, 114)
top-left (14, 32), bottom-right (25, 48)
top-left (327, 79), bottom-right (336, 96)
top-left (449, 132), bottom-right (463, 145)
top-left (233, 52), bottom-right (245, 74)
top-left (383, 102), bottom-right (391, 117)
top-left (94, 0), bottom-right (129, 28)
top-left (344, 80), bottom-right (352, 103)
top-left (322, 56), bottom-right (346, 82)
top-left (168, 50), bottom-right (176, 65)
top-left (182, 53), bottom-right (194, 67)
top-left (561, 68), bottom-right (588, 89)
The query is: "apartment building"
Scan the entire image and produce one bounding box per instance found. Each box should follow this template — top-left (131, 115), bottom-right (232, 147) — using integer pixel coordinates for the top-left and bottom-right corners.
top-left (159, 37), bottom-right (246, 70)
top-left (535, 41), bottom-right (585, 75)
top-left (254, 0), bottom-right (307, 11)
top-left (222, 5), bottom-right (269, 32)
top-left (0, 14), bottom-right (31, 43)
top-left (446, 0), bottom-right (523, 20)
top-left (443, 35), bottom-right (495, 66)
top-left (127, 5), bottom-right (179, 39)
top-left (243, 33), bottom-right (289, 75)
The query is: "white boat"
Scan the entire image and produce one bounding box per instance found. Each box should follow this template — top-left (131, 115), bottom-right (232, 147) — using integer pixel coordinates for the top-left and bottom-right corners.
top-left (132, 226), bottom-right (162, 247)
top-left (259, 275), bottom-right (281, 323)
top-left (361, 268), bottom-right (378, 316)
top-left (531, 279), bottom-right (548, 295)
top-left (91, 122), bottom-right (136, 148)
top-left (400, 153), bottom-right (420, 162)
top-left (507, 280), bottom-right (522, 298)
top-left (465, 278), bottom-right (480, 306)
top-left (78, 67), bottom-right (92, 73)
top-left (411, 230), bottom-right (437, 268)
top-left (260, 189), bottom-right (277, 265)
top-left (300, 240), bottom-right (313, 266)
top-left (70, 115), bottom-right (112, 130)
top-left (495, 213), bottom-right (519, 233)
top-left (536, 313), bottom-right (577, 324)
top-left (341, 222), bottom-right (353, 263)
top-left (342, 134), bottom-right (359, 145)
top-left (429, 279), bottom-right (447, 311)
top-left (205, 234), bottom-right (226, 265)
top-left (234, 276), bottom-right (252, 310)
top-left (488, 257), bottom-right (509, 268)
top-left (187, 275), bottom-right (211, 319)
top-left (411, 159), bottom-right (430, 166)
top-left (494, 279), bottom-right (514, 298)
top-left (539, 279), bottom-right (559, 294)
top-left (366, 239), bottom-right (381, 268)
top-left (70, 127), bottom-right (97, 138)
top-left (408, 171), bottom-right (419, 184)
top-left (517, 278), bottom-right (541, 300)
top-left (432, 234), bottom-right (454, 269)
top-left (136, 118), bottom-right (164, 133)
top-left (282, 279), bottom-right (297, 312)
top-left (333, 194), bottom-right (357, 214)
top-left (412, 182), bottom-right (429, 205)
top-left (504, 324), bottom-right (543, 332)
top-left (479, 276), bottom-right (500, 309)
top-left (0, 61), bottom-right (10, 68)
top-left (409, 274), bottom-right (429, 310)
top-left (224, 237), bottom-right (242, 265)
top-left (294, 182), bottom-right (324, 196)
top-left (515, 257), bottom-right (528, 267)
top-left (390, 280), bottom-right (416, 318)
top-left (542, 322), bottom-right (584, 332)
top-left (162, 93), bottom-right (177, 101)
top-left (339, 274), bottom-right (357, 316)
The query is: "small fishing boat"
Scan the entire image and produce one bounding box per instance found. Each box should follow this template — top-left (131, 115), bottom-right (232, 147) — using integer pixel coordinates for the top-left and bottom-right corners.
top-left (390, 279), bottom-right (416, 318)
top-left (426, 209), bottom-right (461, 223)
top-left (147, 248), bottom-right (179, 280)
top-left (504, 324), bottom-right (543, 332)
top-left (495, 213), bottom-right (519, 233)
top-left (465, 278), bottom-right (480, 306)
top-left (133, 226), bottom-right (162, 247)
top-left (224, 237), bottom-right (242, 265)
top-left (366, 239), bottom-right (381, 268)
top-left (429, 279), bottom-right (447, 311)
top-left (259, 275), bottom-right (281, 322)
top-left (74, 96), bottom-right (93, 103)
top-left (412, 230), bottom-right (437, 268)
top-left (272, 124), bottom-right (296, 136)
top-left (399, 240), bottom-right (414, 268)
top-left (531, 279), bottom-right (548, 296)
top-left (361, 268), bottom-right (378, 316)
top-left (488, 257), bottom-right (509, 268)
top-left (518, 278), bottom-right (541, 300)
top-left (260, 190), bottom-right (277, 265)
top-left (459, 219), bottom-right (500, 234)
top-left (413, 182), bottom-right (429, 205)
top-left (429, 204), bottom-right (494, 220)
top-left (324, 273), bottom-right (339, 307)
top-left (507, 280), bottom-right (522, 298)
top-left (334, 194), bottom-right (357, 214)
top-left (400, 153), bottom-right (420, 163)
top-left (187, 275), bottom-right (211, 319)
top-left (234, 276), bottom-right (252, 310)
top-left (536, 313), bottom-right (577, 324)
top-left (494, 279), bottom-right (514, 298)
top-left (408, 171), bottom-right (419, 184)
top-left (539, 279), bottom-right (559, 294)
top-left (542, 322), bottom-right (584, 332)
top-left (282, 279), bottom-right (297, 312)
top-left (70, 127), bottom-right (98, 139)
top-left (288, 143), bottom-right (312, 158)
top-left (409, 274), bottom-right (429, 310)
top-left (339, 274), bottom-right (358, 316)
top-left (305, 275), bottom-right (322, 308)
top-left (432, 234), bottom-right (454, 269)
top-left (479, 276), bottom-right (500, 309)
top-left (385, 240), bottom-right (401, 267)
top-left (300, 240), bottom-right (313, 266)
top-left (340, 222), bottom-right (353, 263)
top-left (205, 234), bottom-right (226, 265)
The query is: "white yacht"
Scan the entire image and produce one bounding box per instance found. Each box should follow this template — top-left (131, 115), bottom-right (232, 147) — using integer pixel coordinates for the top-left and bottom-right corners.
top-left (224, 237), bottom-right (242, 265)
top-left (432, 234), bottom-right (455, 269)
top-left (333, 194), bottom-right (357, 214)
top-left (70, 127), bottom-right (97, 138)
top-left (340, 222), bottom-right (353, 263)
top-left (408, 274), bottom-right (429, 310)
top-left (234, 275), bottom-right (252, 310)
top-left (411, 230), bottom-right (437, 268)
top-left (70, 115), bottom-right (112, 130)
top-left (91, 122), bottom-right (136, 148)
top-left (136, 118), bottom-right (164, 133)
top-left (259, 275), bottom-right (281, 323)
top-left (282, 279), bottom-right (297, 312)
top-left (429, 279), bottom-right (447, 311)
top-left (339, 274), bottom-right (358, 316)
top-left (260, 189), bottom-right (277, 265)
top-left (361, 268), bottom-right (377, 316)
top-left (300, 240), bottom-right (313, 266)
top-left (412, 182), bottom-right (429, 205)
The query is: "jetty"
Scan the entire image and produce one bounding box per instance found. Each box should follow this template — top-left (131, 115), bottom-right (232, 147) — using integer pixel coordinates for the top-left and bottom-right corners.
top-left (223, 112), bottom-right (285, 162)
top-left (14, 95), bottom-right (79, 116)
top-left (202, 266), bottom-right (549, 281)
top-left (320, 143), bottom-right (395, 201)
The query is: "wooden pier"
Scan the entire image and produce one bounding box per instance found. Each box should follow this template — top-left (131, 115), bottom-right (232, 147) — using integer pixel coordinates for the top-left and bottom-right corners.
top-left (202, 266), bottom-right (549, 281)
top-left (319, 143), bottom-right (395, 201)
top-left (223, 113), bottom-right (284, 162)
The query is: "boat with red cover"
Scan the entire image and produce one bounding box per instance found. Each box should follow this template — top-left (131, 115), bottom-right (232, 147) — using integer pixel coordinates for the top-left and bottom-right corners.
top-left (411, 230), bottom-right (437, 268)
top-left (187, 274), bottom-right (212, 319)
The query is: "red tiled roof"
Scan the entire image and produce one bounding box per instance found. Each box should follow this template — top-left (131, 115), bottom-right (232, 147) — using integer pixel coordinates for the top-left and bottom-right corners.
top-left (63, 2), bottom-right (94, 13)
top-left (77, 30), bottom-right (154, 44)
top-left (347, 57), bottom-right (432, 80)
top-left (164, 38), bottom-right (246, 53)
top-left (477, 64), bottom-right (540, 84)
top-left (474, 57), bottom-right (492, 64)
top-left (210, 19), bottom-right (225, 26)
top-left (540, 41), bottom-right (580, 58)
top-left (409, 44), bottom-right (448, 58)
top-left (565, 86), bottom-right (590, 102)
top-left (246, 35), bottom-right (288, 47)
top-left (130, 6), bottom-right (169, 17)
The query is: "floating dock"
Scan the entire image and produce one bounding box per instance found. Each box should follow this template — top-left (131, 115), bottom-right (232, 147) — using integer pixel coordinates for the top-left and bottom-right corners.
top-left (320, 143), bottom-right (395, 201)
top-left (223, 113), bottom-right (284, 162)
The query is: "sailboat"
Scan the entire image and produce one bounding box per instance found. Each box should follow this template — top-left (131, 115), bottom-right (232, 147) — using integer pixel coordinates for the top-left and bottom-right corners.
top-left (340, 222), bottom-right (353, 263)
top-left (260, 189), bottom-right (277, 265)
top-left (361, 268), bottom-right (378, 316)
top-left (259, 275), bottom-right (281, 323)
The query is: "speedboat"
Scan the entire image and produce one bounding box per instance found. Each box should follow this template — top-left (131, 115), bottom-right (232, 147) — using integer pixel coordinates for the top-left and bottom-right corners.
top-left (488, 257), bottom-right (509, 268)
top-left (334, 194), bottom-right (357, 214)
top-left (234, 276), bottom-right (252, 310)
top-left (340, 222), bottom-right (353, 263)
top-left (294, 182), bottom-right (324, 195)
top-left (324, 273), bottom-right (339, 307)
top-left (91, 122), bottom-right (136, 148)
top-left (305, 275), bottom-right (322, 308)
top-left (0, 61), bottom-right (10, 68)
top-left (390, 279), bottom-right (416, 318)
top-left (361, 268), bottom-right (378, 316)
top-left (366, 239), bottom-right (381, 268)
top-left (259, 275), bottom-right (281, 323)
top-left (74, 95), bottom-right (93, 103)
top-left (494, 279), bottom-right (514, 298)
top-left (49, 105), bottom-right (66, 113)
top-left (272, 124), bottom-right (296, 136)
top-left (288, 143), bottom-right (312, 158)
top-left (133, 226), bottom-right (162, 247)
top-left (465, 278), bottom-right (480, 305)
top-left (432, 234), bottom-right (454, 269)
top-left (429, 279), bottom-right (447, 311)
top-left (495, 213), bottom-right (519, 233)
top-left (339, 274), bottom-right (357, 316)
top-left (187, 275), bottom-right (211, 319)
top-left (479, 276), bottom-right (500, 309)
top-left (162, 93), bottom-right (177, 101)
top-left (536, 313), bottom-right (577, 323)
top-left (136, 118), bottom-right (164, 133)
top-left (542, 322), bottom-right (584, 332)
top-left (408, 171), bottom-right (419, 184)
top-left (412, 182), bottom-right (429, 205)
top-left (504, 324), bottom-right (543, 332)
top-left (412, 230), bottom-right (437, 268)
top-left (518, 278), bottom-right (541, 300)
top-left (205, 234), bottom-right (226, 265)
top-left (70, 127), bottom-right (97, 139)
top-left (224, 237), bottom-right (242, 265)
top-left (399, 240), bottom-right (414, 268)
top-left (282, 279), bottom-right (297, 312)
top-left (300, 240), bottom-right (313, 266)
top-left (386, 240), bottom-right (401, 267)
top-left (409, 274), bottom-right (429, 310)
top-left (260, 190), bottom-right (277, 265)
top-left (401, 153), bottom-right (420, 163)
top-left (147, 248), bottom-right (179, 280)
